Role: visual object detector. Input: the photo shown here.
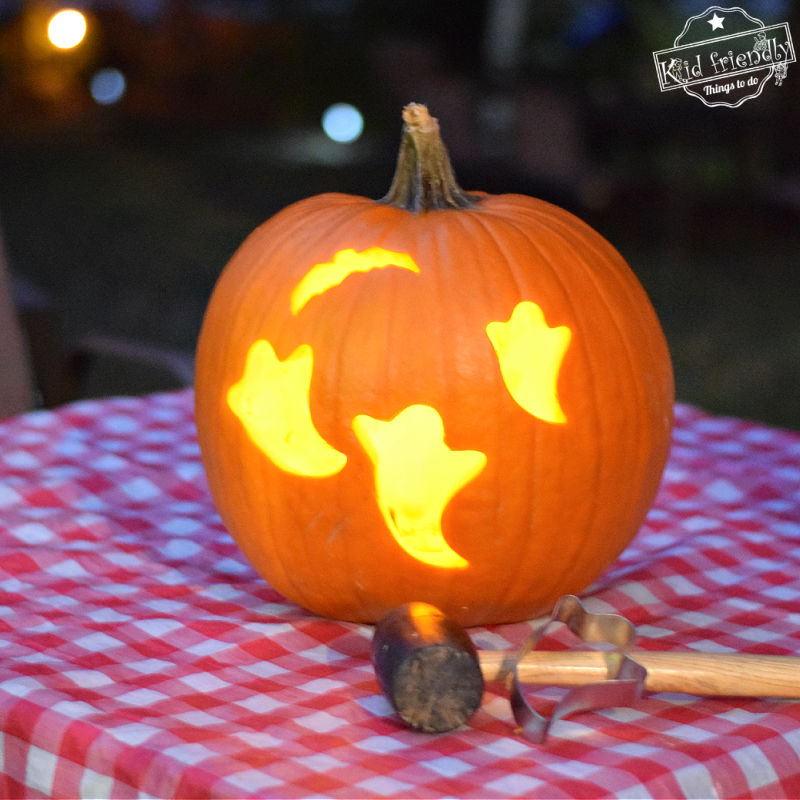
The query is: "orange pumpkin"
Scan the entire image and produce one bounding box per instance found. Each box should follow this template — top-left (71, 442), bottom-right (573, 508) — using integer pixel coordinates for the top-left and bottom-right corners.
top-left (195, 104), bottom-right (673, 626)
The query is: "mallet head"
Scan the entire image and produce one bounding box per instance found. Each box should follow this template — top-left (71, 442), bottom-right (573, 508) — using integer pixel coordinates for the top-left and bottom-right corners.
top-left (372, 602), bottom-right (485, 733)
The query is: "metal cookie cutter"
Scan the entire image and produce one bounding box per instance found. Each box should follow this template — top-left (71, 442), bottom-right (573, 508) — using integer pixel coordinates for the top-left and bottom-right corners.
top-left (510, 595), bottom-right (648, 742)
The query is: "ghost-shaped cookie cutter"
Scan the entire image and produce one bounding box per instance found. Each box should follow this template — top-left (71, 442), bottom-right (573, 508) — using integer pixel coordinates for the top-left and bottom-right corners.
top-left (510, 594), bottom-right (800, 742)
top-left (510, 595), bottom-right (648, 742)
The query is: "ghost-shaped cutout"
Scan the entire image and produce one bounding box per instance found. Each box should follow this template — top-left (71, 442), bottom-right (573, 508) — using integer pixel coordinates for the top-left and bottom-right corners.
top-left (353, 405), bottom-right (486, 569)
top-left (486, 301), bottom-right (570, 424)
top-left (227, 340), bottom-right (346, 477)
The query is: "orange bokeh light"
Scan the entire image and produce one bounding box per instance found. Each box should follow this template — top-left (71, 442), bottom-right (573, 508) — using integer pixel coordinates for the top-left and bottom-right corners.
top-left (47, 9), bottom-right (87, 50)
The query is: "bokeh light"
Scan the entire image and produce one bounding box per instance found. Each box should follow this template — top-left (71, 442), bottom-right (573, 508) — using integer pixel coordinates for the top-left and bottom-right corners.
top-left (90, 68), bottom-right (127, 105)
top-left (47, 9), bottom-right (87, 50)
top-left (321, 103), bottom-right (364, 143)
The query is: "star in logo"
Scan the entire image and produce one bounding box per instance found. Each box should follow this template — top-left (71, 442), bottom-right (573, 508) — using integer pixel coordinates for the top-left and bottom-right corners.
top-left (708, 12), bottom-right (725, 31)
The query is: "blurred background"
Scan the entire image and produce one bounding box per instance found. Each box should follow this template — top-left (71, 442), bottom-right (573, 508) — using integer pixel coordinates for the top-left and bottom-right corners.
top-left (0, 0), bottom-right (798, 428)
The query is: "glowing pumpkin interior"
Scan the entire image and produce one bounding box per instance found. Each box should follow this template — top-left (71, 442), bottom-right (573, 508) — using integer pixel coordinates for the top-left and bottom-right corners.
top-left (226, 247), bottom-right (571, 571)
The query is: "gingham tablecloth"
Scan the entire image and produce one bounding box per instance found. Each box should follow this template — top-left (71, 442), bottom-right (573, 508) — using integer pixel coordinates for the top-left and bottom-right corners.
top-left (1, 390), bottom-right (799, 799)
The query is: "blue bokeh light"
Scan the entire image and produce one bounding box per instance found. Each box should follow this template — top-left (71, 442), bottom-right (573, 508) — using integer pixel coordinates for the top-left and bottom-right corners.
top-left (321, 103), bottom-right (364, 143)
top-left (89, 68), bottom-right (127, 105)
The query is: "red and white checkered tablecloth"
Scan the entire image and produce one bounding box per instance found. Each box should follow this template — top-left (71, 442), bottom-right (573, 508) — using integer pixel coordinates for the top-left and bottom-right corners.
top-left (1, 389), bottom-right (799, 799)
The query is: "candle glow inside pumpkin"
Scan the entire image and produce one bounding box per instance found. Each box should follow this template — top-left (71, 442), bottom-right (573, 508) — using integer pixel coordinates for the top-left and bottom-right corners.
top-left (226, 246), bottom-right (572, 570)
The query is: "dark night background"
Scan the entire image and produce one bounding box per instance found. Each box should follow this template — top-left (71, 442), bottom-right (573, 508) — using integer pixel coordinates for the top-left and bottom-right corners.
top-left (1, 0), bottom-right (798, 429)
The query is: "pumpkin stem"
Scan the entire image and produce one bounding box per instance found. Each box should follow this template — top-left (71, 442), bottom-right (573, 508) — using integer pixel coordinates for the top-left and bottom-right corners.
top-left (381, 104), bottom-right (480, 213)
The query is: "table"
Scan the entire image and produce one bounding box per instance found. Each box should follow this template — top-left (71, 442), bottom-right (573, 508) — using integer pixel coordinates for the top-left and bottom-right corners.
top-left (1, 389), bottom-right (799, 798)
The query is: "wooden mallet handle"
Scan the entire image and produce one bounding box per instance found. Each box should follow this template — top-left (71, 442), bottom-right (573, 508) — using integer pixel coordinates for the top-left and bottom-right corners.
top-left (481, 649), bottom-right (800, 698)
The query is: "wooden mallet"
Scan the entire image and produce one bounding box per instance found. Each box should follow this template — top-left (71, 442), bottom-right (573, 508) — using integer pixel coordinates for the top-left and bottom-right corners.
top-left (371, 600), bottom-right (800, 735)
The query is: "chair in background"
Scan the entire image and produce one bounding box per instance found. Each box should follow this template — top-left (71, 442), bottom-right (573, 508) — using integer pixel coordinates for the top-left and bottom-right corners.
top-left (0, 217), bottom-right (35, 417)
top-left (1, 215), bottom-right (194, 417)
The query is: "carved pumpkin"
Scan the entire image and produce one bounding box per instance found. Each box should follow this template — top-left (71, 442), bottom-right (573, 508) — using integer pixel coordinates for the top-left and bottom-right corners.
top-left (195, 104), bottom-right (673, 626)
